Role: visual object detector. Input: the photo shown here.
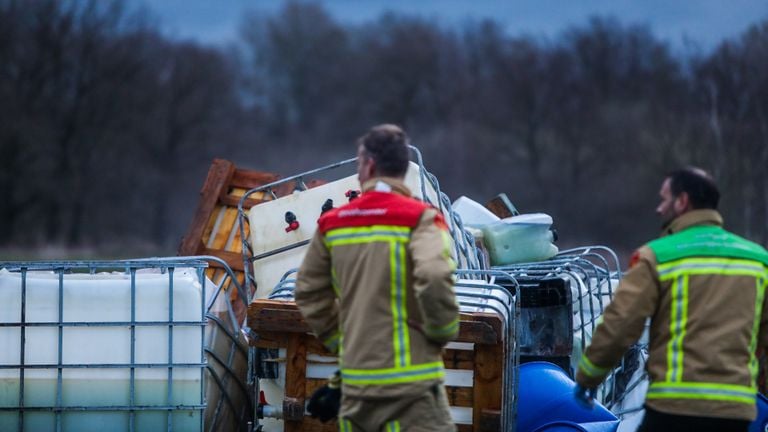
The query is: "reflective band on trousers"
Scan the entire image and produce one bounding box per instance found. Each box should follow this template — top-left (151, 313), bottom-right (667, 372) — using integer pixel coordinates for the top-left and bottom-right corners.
top-left (647, 382), bottom-right (757, 404)
top-left (341, 362), bottom-right (445, 386)
top-left (326, 225), bottom-right (414, 369)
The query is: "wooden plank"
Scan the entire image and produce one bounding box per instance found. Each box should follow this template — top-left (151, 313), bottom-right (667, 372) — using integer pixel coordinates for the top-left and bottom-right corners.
top-left (445, 386), bottom-right (473, 407)
top-left (251, 309), bottom-right (497, 344)
top-left (206, 207), bottom-right (237, 250)
top-left (203, 248), bottom-right (244, 272)
top-left (250, 308), bottom-right (309, 334)
top-left (298, 417), bottom-right (338, 432)
top-left (179, 159), bottom-right (236, 255)
top-left (456, 320), bottom-right (499, 345)
top-left (284, 334), bottom-right (307, 431)
top-left (465, 313), bottom-right (504, 344)
top-left (251, 331), bottom-right (288, 348)
top-left (201, 206), bottom-right (224, 249)
top-left (478, 410), bottom-right (502, 432)
top-left (457, 424), bottom-right (473, 432)
top-left (443, 349), bottom-right (474, 370)
top-left (248, 301), bottom-right (504, 342)
top-left (231, 169), bottom-right (281, 189)
top-left (208, 207), bottom-right (239, 251)
top-left (306, 337), bottom-right (334, 356)
top-left (229, 216), bottom-right (244, 254)
top-left (307, 375), bottom-right (471, 408)
top-left (218, 194), bottom-right (271, 210)
top-left (472, 344), bottom-right (503, 432)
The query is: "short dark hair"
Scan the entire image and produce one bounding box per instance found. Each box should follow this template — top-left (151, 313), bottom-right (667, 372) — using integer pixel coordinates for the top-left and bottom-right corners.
top-left (357, 124), bottom-right (410, 177)
top-left (666, 167), bottom-right (720, 210)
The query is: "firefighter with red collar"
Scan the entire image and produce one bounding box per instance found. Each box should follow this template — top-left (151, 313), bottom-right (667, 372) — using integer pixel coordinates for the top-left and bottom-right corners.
top-left (575, 167), bottom-right (768, 431)
top-left (296, 124), bottom-right (459, 431)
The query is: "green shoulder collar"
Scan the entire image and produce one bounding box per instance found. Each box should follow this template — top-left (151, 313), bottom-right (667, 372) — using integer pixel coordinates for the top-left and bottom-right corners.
top-left (647, 225), bottom-right (768, 265)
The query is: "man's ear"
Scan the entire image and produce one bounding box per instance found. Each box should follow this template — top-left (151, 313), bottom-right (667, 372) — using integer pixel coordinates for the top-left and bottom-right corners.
top-left (674, 192), bottom-right (691, 213)
top-left (365, 158), bottom-right (377, 178)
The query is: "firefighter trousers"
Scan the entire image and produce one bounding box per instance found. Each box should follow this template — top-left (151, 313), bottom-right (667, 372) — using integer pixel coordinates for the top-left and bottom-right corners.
top-left (338, 385), bottom-right (456, 432)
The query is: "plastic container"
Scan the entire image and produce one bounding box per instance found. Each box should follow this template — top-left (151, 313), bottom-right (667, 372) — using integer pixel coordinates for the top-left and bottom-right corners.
top-left (0, 269), bottom-right (205, 431)
top-left (749, 393), bottom-right (768, 432)
top-left (451, 196), bottom-right (500, 226)
top-left (532, 421), bottom-right (621, 432)
top-left (516, 362), bottom-right (619, 432)
top-left (481, 213), bottom-right (558, 265)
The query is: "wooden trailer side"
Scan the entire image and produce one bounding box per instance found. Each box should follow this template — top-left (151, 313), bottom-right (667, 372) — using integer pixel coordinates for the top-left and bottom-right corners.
top-left (247, 300), bottom-right (504, 432)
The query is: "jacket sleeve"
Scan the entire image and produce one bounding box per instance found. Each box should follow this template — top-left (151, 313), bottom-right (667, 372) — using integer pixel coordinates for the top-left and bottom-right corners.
top-left (575, 246), bottom-right (659, 388)
top-left (758, 266), bottom-right (768, 352)
top-left (295, 229), bottom-right (341, 354)
top-left (409, 208), bottom-right (459, 345)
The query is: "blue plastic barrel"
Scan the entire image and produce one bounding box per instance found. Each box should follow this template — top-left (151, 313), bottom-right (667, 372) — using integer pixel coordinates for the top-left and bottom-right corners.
top-left (532, 421), bottom-right (621, 432)
top-left (749, 393), bottom-right (768, 432)
top-left (516, 362), bottom-right (619, 432)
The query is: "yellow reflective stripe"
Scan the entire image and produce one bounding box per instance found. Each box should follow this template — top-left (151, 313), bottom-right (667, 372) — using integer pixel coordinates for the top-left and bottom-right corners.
top-left (324, 330), bottom-right (341, 353)
top-left (648, 381), bottom-right (756, 404)
top-left (391, 240), bottom-right (410, 368)
top-left (342, 362), bottom-right (445, 386)
top-left (426, 317), bottom-right (459, 338)
top-left (441, 230), bottom-right (457, 272)
top-left (325, 225), bottom-right (411, 247)
top-left (666, 275), bottom-right (688, 382)
top-left (328, 225), bottom-right (411, 237)
top-left (390, 241), bottom-right (407, 367)
top-left (578, 355), bottom-right (610, 378)
top-left (750, 278), bottom-right (767, 384)
top-left (398, 241), bottom-right (411, 366)
top-left (328, 235), bottom-right (409, 247)
top-left (331, 267), bottom-right (340, 297)
top-left (658, 257), bottom-right (765, 281)
top-left (338, 418), bottom-right (352, 432)
top-left (386, 420), bottom-right (401, 432)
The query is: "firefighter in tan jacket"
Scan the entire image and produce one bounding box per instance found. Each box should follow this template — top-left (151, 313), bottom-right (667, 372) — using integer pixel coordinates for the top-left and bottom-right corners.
top-left (576, 167), bottom-right (768, 431)
top-left (296, 124), bottom-right (459, 432)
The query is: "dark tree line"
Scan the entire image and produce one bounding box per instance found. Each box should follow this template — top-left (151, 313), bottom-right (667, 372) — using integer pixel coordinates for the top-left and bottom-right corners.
top-left (1, 0), bottom-right (767, 261)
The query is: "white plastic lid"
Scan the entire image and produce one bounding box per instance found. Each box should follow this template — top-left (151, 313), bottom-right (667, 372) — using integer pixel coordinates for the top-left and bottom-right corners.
top-left (451, 196), bottom-right (500, 225)
top-left (500, 213), bottom-right (553, 225)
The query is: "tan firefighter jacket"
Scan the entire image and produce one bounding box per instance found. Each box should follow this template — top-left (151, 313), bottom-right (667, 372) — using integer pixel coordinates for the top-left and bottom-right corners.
top-left (576, 209), bottom-right (768, 420)
top-left (295, 177), bottom-right (459, 399)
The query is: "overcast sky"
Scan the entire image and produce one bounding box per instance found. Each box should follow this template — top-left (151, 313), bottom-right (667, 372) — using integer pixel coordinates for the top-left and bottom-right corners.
top-left (131, 0), bottom-right (768, 52)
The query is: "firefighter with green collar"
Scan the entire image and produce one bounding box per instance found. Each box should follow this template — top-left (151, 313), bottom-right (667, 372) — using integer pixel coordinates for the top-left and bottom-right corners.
top-left (575, 167), bottom-right (768, 431)
top-left (295, 124), bottom-right (459, 431)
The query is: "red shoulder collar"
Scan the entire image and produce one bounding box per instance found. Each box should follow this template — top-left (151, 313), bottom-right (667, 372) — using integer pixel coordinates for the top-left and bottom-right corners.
top-left (318, 191), bottom-right (430, 233)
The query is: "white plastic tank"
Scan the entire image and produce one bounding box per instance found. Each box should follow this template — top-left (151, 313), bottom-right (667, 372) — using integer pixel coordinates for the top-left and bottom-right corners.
top-left (481, 213), bottom-right (558, 265)
top-left (0, 268), bottom-right (205, 432)
top-left (451, 196), bottom-right (501, 226)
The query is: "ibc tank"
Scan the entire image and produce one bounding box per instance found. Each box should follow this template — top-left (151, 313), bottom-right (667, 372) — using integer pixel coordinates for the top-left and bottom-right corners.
top-left (0, 268), bottom-right (205, 432)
